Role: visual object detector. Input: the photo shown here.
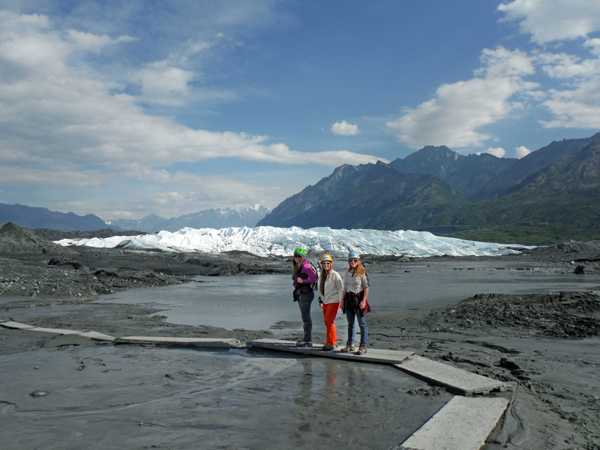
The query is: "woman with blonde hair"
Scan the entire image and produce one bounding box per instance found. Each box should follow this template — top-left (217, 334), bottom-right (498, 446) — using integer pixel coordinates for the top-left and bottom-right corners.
top-left (340, 251), bottom-right (371, 355)
top-left (317, 254), bottom-right (343, 351)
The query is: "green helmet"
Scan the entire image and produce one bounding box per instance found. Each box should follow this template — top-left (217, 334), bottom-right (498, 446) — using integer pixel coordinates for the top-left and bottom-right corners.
top-left (293, 247), bottom-right (307, 257)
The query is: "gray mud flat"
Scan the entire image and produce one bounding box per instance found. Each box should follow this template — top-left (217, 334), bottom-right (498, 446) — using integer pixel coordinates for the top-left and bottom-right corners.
top-left (0, 332), bottom-right (450, 450)
top-left (2, 233), bottom-right (600, 449)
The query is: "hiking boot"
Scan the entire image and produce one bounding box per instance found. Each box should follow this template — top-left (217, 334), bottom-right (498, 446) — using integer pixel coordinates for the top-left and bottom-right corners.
top-left (340, 344), bottom-right (355, 353)
top-left (322, 344), bottom-right (336, 351)
top-left (356, 346), bottom-right (367, 355)
top-left (296, 340), bottom-right (313, 348)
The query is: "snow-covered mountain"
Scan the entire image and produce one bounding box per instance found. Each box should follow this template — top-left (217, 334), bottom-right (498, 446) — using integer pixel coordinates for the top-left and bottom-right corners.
top-left (55, 226), bottom-right (528, 258)
top-left (108, 205), bottom-right (270, 232)
top-left (107, 213), bottom-right (166, 232)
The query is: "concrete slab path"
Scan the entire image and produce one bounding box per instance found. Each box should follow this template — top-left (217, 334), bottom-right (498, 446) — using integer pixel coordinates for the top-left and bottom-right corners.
top-left (115, 336), bottom-right (242, 348)
top-left (1, 321), bottom-right (511, 449)
top-left (395, 355), bottom-right (513, 396)
top-left (0, 320), bottom-right (35, 330)
top-left (249, 338), bottom-right (414, 364)
top-left (395, 396), bottom-right (509, 450)
top-left (0, 320), bottom-right (240, 348)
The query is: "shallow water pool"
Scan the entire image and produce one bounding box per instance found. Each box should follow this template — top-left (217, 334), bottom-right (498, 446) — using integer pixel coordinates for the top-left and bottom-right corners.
top-left (0, 343), bottom-right (451, 450)
top-left (96, 260), bottom-right (600, 331)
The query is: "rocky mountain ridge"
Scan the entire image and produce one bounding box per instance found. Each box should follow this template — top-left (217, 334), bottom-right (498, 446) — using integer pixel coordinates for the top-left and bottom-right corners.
top-left (257, 161), bottom-right (468, 230)
top-left (389, 145), bottom-right (517, 200)
top-left (421, 141), bottom-right (600, 232)
top-left (471, 132), bottom-right (600, 201)
top-left (259, 133), bottom-right (600, 243)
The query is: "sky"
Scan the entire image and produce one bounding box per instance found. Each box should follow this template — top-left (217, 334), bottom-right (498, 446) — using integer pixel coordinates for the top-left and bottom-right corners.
top-left (1, 0), bottom-right (600, 221)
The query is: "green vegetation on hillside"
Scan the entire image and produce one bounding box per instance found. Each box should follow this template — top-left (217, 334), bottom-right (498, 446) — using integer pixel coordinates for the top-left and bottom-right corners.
top-left (418, 142), bottom-right (600, 244)
top-left (438, 224), bottom-right (600, 245)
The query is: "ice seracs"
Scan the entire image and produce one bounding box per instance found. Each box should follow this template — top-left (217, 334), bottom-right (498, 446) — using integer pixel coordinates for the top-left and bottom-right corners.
top-left (54, 226), bottom-right (528, 257)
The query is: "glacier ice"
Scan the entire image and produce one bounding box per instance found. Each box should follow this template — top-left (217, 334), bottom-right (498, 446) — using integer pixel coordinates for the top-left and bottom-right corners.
top-left (54, 226), bottom-right (529, 257)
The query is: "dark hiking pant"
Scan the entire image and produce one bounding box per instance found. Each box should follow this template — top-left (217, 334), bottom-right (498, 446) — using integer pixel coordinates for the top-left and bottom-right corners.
top-left (297, 291), bottom-right (314, 342)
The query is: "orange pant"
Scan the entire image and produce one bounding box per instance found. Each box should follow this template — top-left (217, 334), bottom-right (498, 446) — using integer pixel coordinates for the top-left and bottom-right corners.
top-left (322, 302), bottom-right (340, 345)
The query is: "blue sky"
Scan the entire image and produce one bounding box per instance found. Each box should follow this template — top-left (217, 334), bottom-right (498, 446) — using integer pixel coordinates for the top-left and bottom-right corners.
top-left (1, 0), bottom-right (599, 221)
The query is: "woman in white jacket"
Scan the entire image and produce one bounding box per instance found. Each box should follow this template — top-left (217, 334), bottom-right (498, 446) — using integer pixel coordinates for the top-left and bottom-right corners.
top-left (317, 254), bottom-right (344, 351)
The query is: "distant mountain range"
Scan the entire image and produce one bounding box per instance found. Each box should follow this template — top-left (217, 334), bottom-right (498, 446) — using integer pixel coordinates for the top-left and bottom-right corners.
top-left (259, 132), bottom-right (600, 244)
top-left (0, 203), bottom-right (270, 233)
top-left (0, 203), bottom-right (110, 232)
top-left (4, 131), bottom-right (600, 244)
top-left (108, 205), bottom-right (271, 232)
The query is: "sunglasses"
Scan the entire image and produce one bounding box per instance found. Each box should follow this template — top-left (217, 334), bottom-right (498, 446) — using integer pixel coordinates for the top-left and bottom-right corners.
top-left (321, 261), bottom-right (331, 265)
top-left (294, 254), bottom-right (303, 258)
top-left (348, 259), bottom-right (359, 263)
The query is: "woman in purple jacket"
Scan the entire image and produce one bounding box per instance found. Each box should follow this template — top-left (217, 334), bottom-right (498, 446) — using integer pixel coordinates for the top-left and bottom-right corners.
top-left (292, 247), bottom-right (318, 347)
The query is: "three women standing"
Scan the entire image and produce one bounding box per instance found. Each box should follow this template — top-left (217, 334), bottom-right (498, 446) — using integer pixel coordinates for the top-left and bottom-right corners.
top-left (317, 254), bottom-right (343, 351)
top-left (292, 247), bottom-right (318, 347)
top-left (292, 248), bottom-right (370, 354)
top-left (341, 252), bottom-right (370, 355)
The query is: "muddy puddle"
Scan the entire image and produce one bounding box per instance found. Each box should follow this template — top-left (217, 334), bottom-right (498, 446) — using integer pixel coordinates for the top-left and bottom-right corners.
top-left (0, 343), bottom-right (451, 449)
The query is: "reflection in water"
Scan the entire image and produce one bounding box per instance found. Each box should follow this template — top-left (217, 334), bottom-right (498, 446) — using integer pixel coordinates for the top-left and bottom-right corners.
top-left (325, 363), bottom-right (338, 392)
top-left (289, 357), bottom-right (410, 447)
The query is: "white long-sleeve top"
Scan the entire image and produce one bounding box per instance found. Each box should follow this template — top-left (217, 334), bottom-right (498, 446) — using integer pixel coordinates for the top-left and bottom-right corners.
top-left (318, 269), bottom-right (344, 304)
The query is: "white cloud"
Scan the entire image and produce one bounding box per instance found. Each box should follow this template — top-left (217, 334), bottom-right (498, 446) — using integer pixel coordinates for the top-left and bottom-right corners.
top-left (135, 65), bottom-right (197, 105)
top-left (68, 30), bottom-right (137, 52)
top-left (533, 41), bottom-right (600, 129)
top-left (497, 2), bottom-right (600, 129)
top-left (0, 166), bottom-right (107, 187)
top-left (585, 38), bottom-right (600, 56)
top-left (536, 52), bottom-right (590, 79)
top-left (479, 147), bottom-right (506, 158)
top-left (541, 86), bottom-right (600, 129)
top-left (54, 175), bottom-right (304, 220)
top-left (515, 146), bottom-right (531, 158)
top-left (386, 47), bottom-right (537, 149)
top-left (331, 120), bottom-right (360, 136)
top-left (0, 13), bottom-right (385, 181)
top-left (498, 0), bottom-right (600, 44)
top-left (0, 10), bottom-right (391, 220)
